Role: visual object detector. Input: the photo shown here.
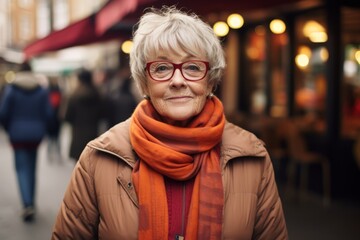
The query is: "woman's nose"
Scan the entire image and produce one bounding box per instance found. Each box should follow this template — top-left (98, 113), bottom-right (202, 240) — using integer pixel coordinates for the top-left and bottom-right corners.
top-left (169, 69), bottom-right (187, 87)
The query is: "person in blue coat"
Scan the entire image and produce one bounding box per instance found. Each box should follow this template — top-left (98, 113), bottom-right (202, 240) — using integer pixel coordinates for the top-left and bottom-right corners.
top-left (0, 62), bottom-right (53, 222)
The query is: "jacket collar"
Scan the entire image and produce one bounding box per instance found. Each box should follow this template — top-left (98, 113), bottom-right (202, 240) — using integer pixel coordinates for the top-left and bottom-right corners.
top-left (221, 121), bottom-right (267, 166)
top-left (88, 119), bottom-right (137, 167)
top-left (12, 71), bottom-right (45, 90)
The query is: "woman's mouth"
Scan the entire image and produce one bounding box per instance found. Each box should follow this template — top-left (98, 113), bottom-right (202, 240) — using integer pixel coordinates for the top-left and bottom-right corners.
top-left (166, 96), bottom-right (192, 103)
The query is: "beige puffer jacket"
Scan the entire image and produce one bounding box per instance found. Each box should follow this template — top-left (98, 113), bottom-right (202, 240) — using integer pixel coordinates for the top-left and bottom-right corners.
top-left (52, 119), bottom-right (288, 240)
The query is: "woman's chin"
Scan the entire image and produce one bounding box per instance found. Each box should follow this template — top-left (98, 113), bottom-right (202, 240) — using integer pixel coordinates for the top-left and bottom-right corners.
top-left (162, 111), bottom-right (197, 126)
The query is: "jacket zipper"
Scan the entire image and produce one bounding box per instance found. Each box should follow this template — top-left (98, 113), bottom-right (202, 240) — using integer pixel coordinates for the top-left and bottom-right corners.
top-left (181, 183), bottom-right (186, 236)
top-left (176, 183), bottom-right (186, 240)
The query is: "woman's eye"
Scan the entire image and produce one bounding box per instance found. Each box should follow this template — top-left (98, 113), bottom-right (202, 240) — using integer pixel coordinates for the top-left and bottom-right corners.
top-left (153, 63), bottom-right (172, 73)
top-left (185, 64), bottom-right (201, 71)
top-left (156, 65), bottom-right (169, 72)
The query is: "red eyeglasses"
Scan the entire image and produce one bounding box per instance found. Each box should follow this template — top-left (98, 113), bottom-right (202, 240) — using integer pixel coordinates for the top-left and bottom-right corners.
top-left (145, 60), bottom-right (210, 81)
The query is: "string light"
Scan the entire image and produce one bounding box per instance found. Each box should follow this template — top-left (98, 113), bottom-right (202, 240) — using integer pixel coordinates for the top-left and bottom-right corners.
top-left (227, 14), bottom-right (244, 29)
top-left (269, 19), bottom-right (286, 34)
top-left (121, 40), bottom-right (133, 54)
top-left (213, 21), bottom-right (229, 37)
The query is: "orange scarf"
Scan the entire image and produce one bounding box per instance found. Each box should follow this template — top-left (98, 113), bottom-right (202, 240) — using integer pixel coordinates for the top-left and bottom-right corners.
top-left (130, 96), bottom-right (225, 240)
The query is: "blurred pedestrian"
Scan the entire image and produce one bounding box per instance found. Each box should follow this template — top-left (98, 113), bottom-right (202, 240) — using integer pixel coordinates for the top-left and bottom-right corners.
top-left (0, 61), bottom-right (53, 222)
top-left (47, 76), bottom-right (63, 163)
top-left (64, 68), bottom-right (105, 161)
top-left (107, 64), bottom-right (138, 127)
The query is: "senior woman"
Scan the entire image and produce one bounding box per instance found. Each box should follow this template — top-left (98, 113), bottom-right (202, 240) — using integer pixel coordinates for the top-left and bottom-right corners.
top-left (52, 6), bottom-right (288, 240)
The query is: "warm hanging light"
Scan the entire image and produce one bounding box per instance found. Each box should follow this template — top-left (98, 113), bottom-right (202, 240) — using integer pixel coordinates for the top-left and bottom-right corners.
top-left (355, 50), bottom-right (360, 64)
top-left (303, 20), bottom-right (327, 43)
top-left (269, 19), bottom-right (286, 34)
top-left (319, 47), bottom-right (329, 62)
top-left (213, 21), bottom-right (229, 37)
top-left (227, 13), bottom-right (244, 29)
top-left (303, 21), bottom-right (324, 36)
top-left (295, 54), bottom-right (309, 68)
top-left (121, 40), bottom-right (133, 54)
top-left (298, 45), bottom-right (312, 58)
top-left (308, 31), bottom-right (328, 43)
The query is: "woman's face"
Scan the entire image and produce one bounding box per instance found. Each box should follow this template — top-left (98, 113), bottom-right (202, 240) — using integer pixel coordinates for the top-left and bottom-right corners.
top-left (144, 49), bottom-right (213, 126)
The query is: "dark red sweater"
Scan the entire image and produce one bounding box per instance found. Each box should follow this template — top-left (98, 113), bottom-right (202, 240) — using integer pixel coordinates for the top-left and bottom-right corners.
top-left (165, 177), bottom-right (195, 240)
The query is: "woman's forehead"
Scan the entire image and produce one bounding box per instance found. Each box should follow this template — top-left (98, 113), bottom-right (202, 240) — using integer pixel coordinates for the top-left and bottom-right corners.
top-left (146, 48), bottom-right (207, 62)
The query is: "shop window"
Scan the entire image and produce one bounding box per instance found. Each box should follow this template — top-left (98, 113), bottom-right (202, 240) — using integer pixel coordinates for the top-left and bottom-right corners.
top-left (0, 21), bottom-right (5, 50)
top-left (341, 7), bottom-right (360, 138)
top-left (37, 0), bottom-right (51, 38)
top-left (244, 26), bottom-right (266, 115)
top-left (243, 22), bottom-right (289, 118)
top-left (269, 27), bottom-right (289, 117)
top-left (293, 10), bottom-right (327, 131)
top-left (53, 0), bottom-right (69, 30)
top-left (18, 0), bottom-right (32, 8)
top-left (19, 13), bottom-right (32, 41)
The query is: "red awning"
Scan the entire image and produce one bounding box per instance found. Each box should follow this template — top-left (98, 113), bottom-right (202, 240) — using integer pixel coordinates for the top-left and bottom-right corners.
top-left (24, 16), bottom-right (116, 59)
top-left (24, 0), bottom-right (154, 59)
top-left (96, 0), bottom-right (154, 35)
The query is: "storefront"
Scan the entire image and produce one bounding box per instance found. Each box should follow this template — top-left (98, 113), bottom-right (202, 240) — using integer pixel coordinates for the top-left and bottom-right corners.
top-left (232, 0), bottom-right (359, 200)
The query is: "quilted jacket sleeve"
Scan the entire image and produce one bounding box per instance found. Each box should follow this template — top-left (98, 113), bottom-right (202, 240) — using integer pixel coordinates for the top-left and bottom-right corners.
top-left (52, 147), bottom-right (99, 239)
top-left (253, 154), bottom-right (288, 240)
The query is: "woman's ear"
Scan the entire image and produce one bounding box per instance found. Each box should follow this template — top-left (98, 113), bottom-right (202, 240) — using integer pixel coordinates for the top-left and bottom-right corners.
top-left (207, 83), bottom-right (216, 96)
top-left (142, 86), bottom-right (150, 100)
top-left (137, 81), bottom-right (148, 98)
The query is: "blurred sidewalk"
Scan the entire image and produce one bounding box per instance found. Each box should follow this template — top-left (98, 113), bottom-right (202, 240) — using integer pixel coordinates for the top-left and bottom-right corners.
top-left (0, 125), bottom-right (74, 240)
top-left (280, 187), bottom-right (360, 240)
top-left (0, 125), bottom-right (359, 239)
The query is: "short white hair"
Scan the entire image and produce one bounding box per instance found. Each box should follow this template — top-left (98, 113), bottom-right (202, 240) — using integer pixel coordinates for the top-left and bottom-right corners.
top-left (130, 6), bottom-right (226, 95)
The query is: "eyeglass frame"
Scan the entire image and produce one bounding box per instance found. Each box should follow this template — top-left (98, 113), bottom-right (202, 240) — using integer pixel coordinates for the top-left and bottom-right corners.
top-left (145, 60), bottom-right (210, 82)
